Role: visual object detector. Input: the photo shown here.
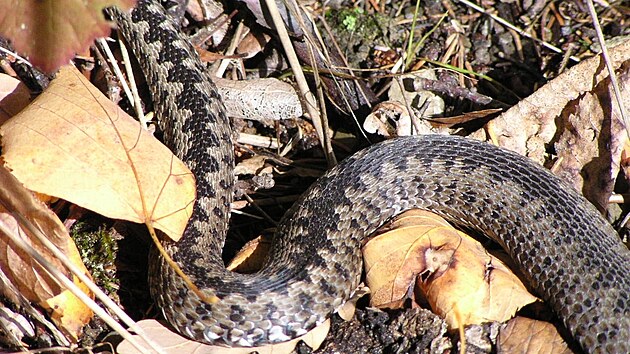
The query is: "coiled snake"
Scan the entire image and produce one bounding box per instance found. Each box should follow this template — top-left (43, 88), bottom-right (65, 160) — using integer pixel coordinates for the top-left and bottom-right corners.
top-left (108, 1), bottom-right (629, 352)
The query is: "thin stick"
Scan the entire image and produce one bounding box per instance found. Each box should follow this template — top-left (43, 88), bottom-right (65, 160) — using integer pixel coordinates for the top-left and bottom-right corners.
top-left (118, 37), bottom-right (149, 128)
top-left (262, 0), bottom-right (335, 165)
top-left (216, 21), bottom-right (246, 77)
top-left (97, 38), bottom-right (142, 126)
top-left (0, 45), bottom-right (32, 66)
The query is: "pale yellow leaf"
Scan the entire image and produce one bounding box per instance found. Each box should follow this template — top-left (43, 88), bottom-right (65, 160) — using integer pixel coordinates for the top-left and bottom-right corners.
top-left (226, 235), bottom-right (271, 273)
top-left (0, 65), bottom-right (195, 241)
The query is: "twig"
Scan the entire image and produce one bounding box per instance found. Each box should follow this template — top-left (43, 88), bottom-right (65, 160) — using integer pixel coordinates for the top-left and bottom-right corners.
top-left (262, 0), bottom-right (335, 165)
top-left (216, 21), bottom-right (246, 77)
top-left (118, 37), bottom-right (149, 128)
top-left (315, 13), bottom-right (371, 144)
top-left (97, 38), bottom-right (145, 128)
top-left (237, 132), bottom-right (280, 149)
top-left (0, 45), bottom-right (32, 67)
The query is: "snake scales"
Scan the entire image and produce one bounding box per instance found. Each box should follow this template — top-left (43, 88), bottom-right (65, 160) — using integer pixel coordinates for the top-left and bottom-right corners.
top-left (107, 1), bottom-right (629, 352)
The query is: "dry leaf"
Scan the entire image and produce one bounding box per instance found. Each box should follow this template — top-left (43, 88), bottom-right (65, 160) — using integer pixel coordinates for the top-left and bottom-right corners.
top-left (226, 235), bottom-right (271, 273)
top-left (0, 65), bottom-right (195, 241)
top-left (233, 156), bottom-right (268, 176)
top-left (476, 40), bottom-right (630, 210)
top-left (236, 31), bottom-right (272, 59)
top-left (363, 210), bottom-right (537, 330)
top-left (365, 70), bottom-right (448, 138)
top-left (483, 39), bottom-right (630, 163)
top-left (0, 0), bottom-right (135, 73)
top-left (0, 73), bottom-right (31, 124)
top-left (187, 0), bottom-right (228, 47)
top-left (0, 305), bottom-right (36, 347)
top-left (388, 71), bottom-right (445, 119)
top-left (117, 319), bottom-right (330, 354)
top-left (215, 77), bottom-right (302, 121)
top-left (552, 62), bottom-right (629, 212)
top-left (497, 317), bottom-right (570, 354)
top-left (0, 166), bottom-right (93, 341)
top-left (364, 101), bottom-right (413, 137)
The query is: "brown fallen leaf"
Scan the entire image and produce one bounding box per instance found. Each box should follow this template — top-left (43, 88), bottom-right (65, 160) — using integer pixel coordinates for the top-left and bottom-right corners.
top-left (363, 101), bottom-right (413, 137)
top-left (117, 319), bottom-right (330, 354)
top-left (425, 109), bottom-right (503, 127)
top-left (187, 0), bottom-right (228, 49)
top-left (476, 40), bottom-right (630, 211)
top-left (482, 39), bottom-right (630, 163)
top-left (0, 0), bottom-right (135, 73)
top-left (233, 155), bottom-right (268, 176)
top-left (0, 165), bottom-right (93, 341)
top-left (552, 62), bottom-right (629, 212)
top-left (497, 317), bottom-right (570, 354)
top-left (0, 65), bottom-right (195, 241)
top-left (236, 31), bottom-right (272, 59)
top-left (363, 210), bottom-right (537, 330)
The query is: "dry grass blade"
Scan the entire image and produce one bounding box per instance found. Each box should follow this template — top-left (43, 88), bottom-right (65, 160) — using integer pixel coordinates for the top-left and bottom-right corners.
top-left (0, 45), bottom-right (32, 67)
top-left (96, 37), bottom-right (137, 120)
top-left (0, 219), bottom-right (159, 353)
top-left (262, 0), bottom-right (336, 165)
top-left (0, 167), bottom-right (162, 353)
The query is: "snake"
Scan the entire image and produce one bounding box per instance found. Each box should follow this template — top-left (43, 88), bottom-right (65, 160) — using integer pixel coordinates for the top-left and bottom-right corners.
top-left (106, 1), bottom-right (629, 352)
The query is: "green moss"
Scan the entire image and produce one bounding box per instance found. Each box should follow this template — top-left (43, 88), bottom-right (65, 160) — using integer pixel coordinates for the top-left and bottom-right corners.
top-left (327, 8), bottom-right (387, 39)
top-left (71, 223), bottom-right (118, 294)
top-left (323, 8), bottom-right (394, 67)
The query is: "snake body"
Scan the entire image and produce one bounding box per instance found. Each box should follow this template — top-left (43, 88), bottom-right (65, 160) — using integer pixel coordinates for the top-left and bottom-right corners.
top-left (108, 1), bottom-right (629, 352)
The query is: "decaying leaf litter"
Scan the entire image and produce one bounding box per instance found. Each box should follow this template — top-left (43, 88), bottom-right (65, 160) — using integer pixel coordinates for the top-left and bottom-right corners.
top-left (0, 0), bottom-right (628, 352)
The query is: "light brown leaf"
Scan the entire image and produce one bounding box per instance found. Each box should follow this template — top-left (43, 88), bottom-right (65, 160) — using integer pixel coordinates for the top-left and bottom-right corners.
top-left (476, 40), bottom-right (630, 211)
top-left (0, 165), bottom-right (93, 341)
top-left (363, 210), bottom-right (537, 330)
top-left (117, 319), bottom-right (330, 354)
top-left (552, 62), bottom-right (629, 212)
top-left (0, 65), bottom-right (195, 241)
top-left (497, 317), bottom-right (570, 354)
top-left (0, 0), bottom-right (135, 73)
top-left (236, 31), bottom-right (271, 59)
top-left (482, 39), bottom-right (630, 163)
top-left (233, 156), bottom-right (268, 176)
top-left (426, 109), bottom-right (503, 127)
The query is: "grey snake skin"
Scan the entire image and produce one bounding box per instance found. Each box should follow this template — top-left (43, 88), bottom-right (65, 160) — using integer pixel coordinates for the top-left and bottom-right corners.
top-left (108, 1), bottom-right (629, 352)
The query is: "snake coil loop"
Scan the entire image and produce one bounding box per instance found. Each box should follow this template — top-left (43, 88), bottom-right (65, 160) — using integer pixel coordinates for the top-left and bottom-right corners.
top-left (108, 1), bottom-right (629, 352)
